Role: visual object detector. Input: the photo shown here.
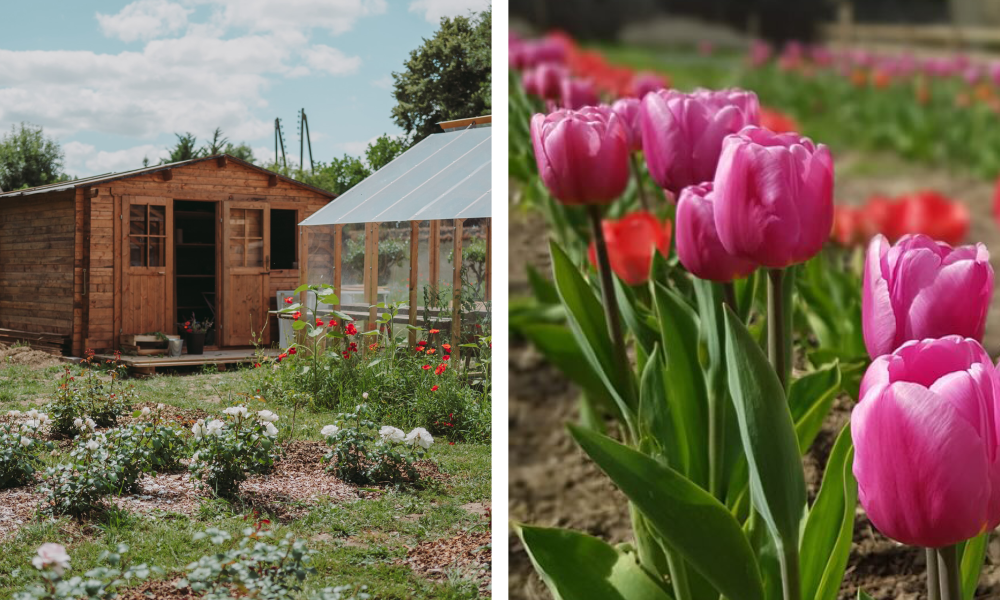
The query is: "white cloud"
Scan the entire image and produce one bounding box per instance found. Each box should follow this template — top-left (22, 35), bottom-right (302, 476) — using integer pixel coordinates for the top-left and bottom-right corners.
top-left (335, 140), bottom-right (369, 156)
top-left (371, 75), bottom-right (392, 89)
top-left (97, 0), bottom-right (192, 42)
top-left (408, 0), bottom-right (488, 23)
top-left (203, 0), bottom-right (388, 35)
top-left (63, 141), bottom-right (171, 176)
top-left (301, 45), bottom-right (361, 76)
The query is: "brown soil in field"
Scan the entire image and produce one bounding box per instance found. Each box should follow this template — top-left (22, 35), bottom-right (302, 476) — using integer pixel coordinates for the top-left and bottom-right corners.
top-left (0, 344), bottom-right (64, 369)
top-left (508, 151), bottom-right (1000, 599)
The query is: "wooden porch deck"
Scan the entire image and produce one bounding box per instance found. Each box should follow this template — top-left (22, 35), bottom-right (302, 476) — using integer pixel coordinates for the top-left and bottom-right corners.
top-left (95, 348), bottom-right (278, 374)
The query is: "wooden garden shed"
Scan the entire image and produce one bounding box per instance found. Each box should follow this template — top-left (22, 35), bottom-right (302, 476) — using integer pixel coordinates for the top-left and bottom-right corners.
top-left (0, 154), bottom-right (335, 357)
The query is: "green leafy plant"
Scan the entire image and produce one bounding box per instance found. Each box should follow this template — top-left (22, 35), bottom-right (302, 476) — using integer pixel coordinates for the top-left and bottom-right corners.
top-left (14, 543), bottom-right (155, 600)
top-left (45, 352), bottom-right (135, 436)
top-left (188, 406), bottom-right (280, 497)
top-left (0, 417), bottom-right (51, 489)
top-left (320, 403), bottom-right (430, 485)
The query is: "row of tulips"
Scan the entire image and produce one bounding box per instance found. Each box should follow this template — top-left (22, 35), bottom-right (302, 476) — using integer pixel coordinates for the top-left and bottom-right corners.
top-left (833, 190), bottom-right (970, 248)
top-left (511, 33), bottom-right (1000, 600)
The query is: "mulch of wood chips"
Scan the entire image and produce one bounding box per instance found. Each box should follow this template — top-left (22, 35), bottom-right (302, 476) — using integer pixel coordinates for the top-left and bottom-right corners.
top-left (403, 529), bottom-right (493, 595)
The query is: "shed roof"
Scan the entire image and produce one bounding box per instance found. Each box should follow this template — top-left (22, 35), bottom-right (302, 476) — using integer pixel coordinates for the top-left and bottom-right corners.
top-left (0, 154), bottom-right (336, 199)
top-left (300, 126), bottom-right (491, 226)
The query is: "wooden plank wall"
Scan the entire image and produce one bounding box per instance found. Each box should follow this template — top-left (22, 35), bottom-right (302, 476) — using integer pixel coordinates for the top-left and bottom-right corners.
top-left (0, 191), bottom-right (77, 338)
top-left (81, 159), bottom-right (331, 353)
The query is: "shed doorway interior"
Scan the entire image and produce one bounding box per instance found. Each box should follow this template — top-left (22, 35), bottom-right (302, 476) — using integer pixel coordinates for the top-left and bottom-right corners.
top-left (173, 200), bottom-right (218, 345)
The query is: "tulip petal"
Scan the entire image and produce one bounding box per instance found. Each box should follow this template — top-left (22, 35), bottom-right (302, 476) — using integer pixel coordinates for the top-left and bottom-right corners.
top-left (853, 381), bottom-right (991, 547)
top-left (862, 235), bottom-right (897, 357)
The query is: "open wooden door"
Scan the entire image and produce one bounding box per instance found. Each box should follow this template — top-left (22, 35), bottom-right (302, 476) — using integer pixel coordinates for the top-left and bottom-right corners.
top-left (221, 201), bottom-right (270, 346)
top-left (121, 196), bottom-right (174, 336)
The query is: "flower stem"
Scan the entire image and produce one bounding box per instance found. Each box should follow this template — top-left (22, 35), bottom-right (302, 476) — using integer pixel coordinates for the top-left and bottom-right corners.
top-left (767, 268), bottom-right (788, 390)
top-left (926, 548), bottom-right (941, 600)
top-left (779, 543), bottom-right (801, 600)
top-left (630, 153), bottom-right (651, 211)
top-left (586, 205), bottom-right (632, 401)
top-left (722, 281), bottom-right (738, 313)
top-left (938, 545), bottom-right (961, 600)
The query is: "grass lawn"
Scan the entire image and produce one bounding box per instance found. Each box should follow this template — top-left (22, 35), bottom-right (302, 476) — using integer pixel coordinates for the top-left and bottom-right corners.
top-left (0, 360), bottom-right (491, 599)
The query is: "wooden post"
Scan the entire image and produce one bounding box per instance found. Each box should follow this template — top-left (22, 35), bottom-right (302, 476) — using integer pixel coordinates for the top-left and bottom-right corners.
top-left (333, 225), bottom-right (343, 309)
top-left (485, 218), bottom-right (491, 301)
top-left (408, 221), bottom-right (419, 348)
top-left (451, 219), bottom-right (464, 362)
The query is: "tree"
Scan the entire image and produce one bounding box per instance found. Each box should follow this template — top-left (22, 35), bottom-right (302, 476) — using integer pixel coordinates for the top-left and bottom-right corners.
top-left (365, 134), bottom-right (411, 171)
top-left (0, 122), bottom-right (65, 191)
top-left (299, 155), bottom-right (371, 196)
top-left (163, 132), bottom-right (202, 163)
top-left (223, 142), bottom-right (256, 164)
top-left (390, 7), bottom-right (491, 142)
top-left (161, 129), bottom-right (257, 165)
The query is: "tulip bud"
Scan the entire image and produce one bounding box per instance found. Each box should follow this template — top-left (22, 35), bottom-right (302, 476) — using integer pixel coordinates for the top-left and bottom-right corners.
top-left (530, 107), bottom-right (630, 205)
top-left (610, 97), bottom-right (642, 152)
top-left (586, 211), bottom-right (671, 286)
top-left (521, 64), bottom-right (567, 100)
top-left (675, 182), bottom-right (757, 282)
top-left (640, 88), bottom-right (760, 195)
top-left (713, 126), bottom-right (834, 268)
top-left (862, 234), bottom-right (993, 358)
top-left (630, 71), bottom-right (668, 99)
top-left (560, 77), bottom-right (599, 110)
top-left (852, 336), bottom-right (1000, 548)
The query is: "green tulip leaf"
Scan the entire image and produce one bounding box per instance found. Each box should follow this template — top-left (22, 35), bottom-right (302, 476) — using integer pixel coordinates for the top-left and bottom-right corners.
top-left (788, 362), bottom-right (842, 453)
top-left (513, 523), bottom-right (675, 600)
top-left (800, 422), bottom-right (857, 600)
top-left (961, 532), bottom-right (988, 600)
top-left (723, 306), bottom-right (806, 554)
top-left (570, 424), bottom-right (764, 600)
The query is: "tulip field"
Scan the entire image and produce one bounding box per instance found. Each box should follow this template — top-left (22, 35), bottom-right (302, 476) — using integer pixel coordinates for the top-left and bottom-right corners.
top-left (0, 353), bottom-right (491, 599)
top-left (509, 32), bottom-right (1000, 600)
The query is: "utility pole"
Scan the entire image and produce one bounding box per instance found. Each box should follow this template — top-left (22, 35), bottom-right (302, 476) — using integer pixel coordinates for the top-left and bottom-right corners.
top-left (274, 118), bottom-right (287, 170)
top-left (299, 108), bottom-right (315, 173)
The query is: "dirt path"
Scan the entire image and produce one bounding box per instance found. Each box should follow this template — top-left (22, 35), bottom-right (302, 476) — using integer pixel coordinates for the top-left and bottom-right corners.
top-left (508, 153), bottom-right (1000, 599)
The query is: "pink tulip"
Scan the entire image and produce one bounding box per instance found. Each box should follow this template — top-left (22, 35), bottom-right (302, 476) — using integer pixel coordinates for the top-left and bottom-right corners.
top-left (611, 97), bottom-right (642, 152)
top-left (713, 126), bottom-right (834, 268)
top-left (862, 234), bottom-right (993, 358)
top-left (640, 88), bottom-right (760, 195)
top-left (852, 336), bottom-right (1000, 548)
top-left (675, 182), bottom-right (757, 282)
top-left (560, 77), bottom-right (599, 110)
top-left (521, 64), bottom-right (567, 100)
top-left (530, 107), bottom-right (630, 205)
top-left (631, 71), bottom-right (668, 99)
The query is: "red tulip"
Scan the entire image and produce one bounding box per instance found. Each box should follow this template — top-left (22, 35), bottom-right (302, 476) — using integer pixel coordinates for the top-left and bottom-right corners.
top-left (587, 211), bottom-right (672, 286)
top-left (894, 191), bottom-right (969, 245)
top-left (759, 107), bottom-right (800, 134)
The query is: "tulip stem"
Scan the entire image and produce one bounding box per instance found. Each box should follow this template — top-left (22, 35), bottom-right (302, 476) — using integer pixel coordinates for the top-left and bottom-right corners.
top-left (938, 545), bottom-right (961, 600)
top-left (926, 548), bottom-right (941, 600)
top-left (779, 544), bottom-right (801, 600)
top-left (587, 205), bottom-right (632, 399)
top-left (629, 153), bottom-right (651, 211)
top-left (767, 268), bottom-right (788, 389)
top-left (722, 281), bottom-right (738, 313)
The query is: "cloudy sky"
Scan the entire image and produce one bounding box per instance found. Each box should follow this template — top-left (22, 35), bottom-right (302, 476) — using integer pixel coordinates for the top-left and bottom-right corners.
top-left (0, 0), bottom-right (490, 177)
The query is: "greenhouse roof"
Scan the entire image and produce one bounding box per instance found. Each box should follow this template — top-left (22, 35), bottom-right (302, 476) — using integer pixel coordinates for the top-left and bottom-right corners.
top-left (300, 126), bottom-right (491, 225)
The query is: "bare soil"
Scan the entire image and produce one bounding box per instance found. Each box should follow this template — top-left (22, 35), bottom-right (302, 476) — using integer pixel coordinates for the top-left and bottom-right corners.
top-left (508, 152), bottom-right (1000, 599)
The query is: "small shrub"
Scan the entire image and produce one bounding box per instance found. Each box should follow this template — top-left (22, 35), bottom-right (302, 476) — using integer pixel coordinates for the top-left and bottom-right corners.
top-left (38, 437), bottom-right (116, 517)
top-left (46, 352), bottom-right (136, 436)
top-left (0, 415), bottom-right (51, 489)
top-left (14, 543), bottom-right (154, 600)
top-left (189, 406), bottom-right (280, 497)
top-left (177, 523), bottom-right (316, 599)
top-left (129, 404), bottom-right (187, 472)
top-left (320, 403), bottom-right (432, 485)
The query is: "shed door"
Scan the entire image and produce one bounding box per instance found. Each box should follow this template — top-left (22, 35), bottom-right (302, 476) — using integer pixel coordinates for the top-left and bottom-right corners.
top-left (121, 196), bottom-right (174, 336)
top-left (221, 201), bottom-right (270, 346)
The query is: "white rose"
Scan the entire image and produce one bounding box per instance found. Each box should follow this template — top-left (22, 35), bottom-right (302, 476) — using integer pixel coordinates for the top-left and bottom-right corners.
top-left (362, 392), bottom-right (369, 399)
top-left (32, 543), bottom-right (71, 576)
top-left (379, 426), bottom-right (406, 444)
top-left (257, 410), bottom-right (279, 423)
top-left (191, 422), bottom-right (204, 439)
top-left (223, 406), bottom-right (248, 419)
top-left (320, 425), bottom-right (339, 437)
top-left (19, 436), bottom-right (31, 447)
top-left (26, 409), bottom-right (38, 419)
top-left (84, 418), bottom-right (96, 431)
top-left (264, 422), bottom-right (278, 437)
top-left (156, 404), bottom-right (165, 410)
top-left (206, 420), bottom-right (225, 436)
top-left (192, 451), bottom-right (200, 461)
top-left (73, 418), bottom-right (83, 428)
top-left (86, 440), bottom-right (99, 451)
top-left (405, 427), bottom-right (434, 450)
top-left (7, 410), bottom-right (21, 418)
top-left (37, 413), bottom-right (49, 424)
top-left (140, 407), bottom-right (151, 417)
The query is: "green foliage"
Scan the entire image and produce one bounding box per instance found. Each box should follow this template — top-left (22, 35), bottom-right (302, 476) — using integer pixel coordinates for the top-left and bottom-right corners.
top-left (0, 421), bottom-right (49, 489)
top-left (164, 132), bottom-right (201, 163)
top-left (45, 357), bottom-right (135, 436)
top-left (320, 403), bottom-right (426, 485)
top-left (0, 122), bottom-right (66, 191)
top-left (365, 134), bottom-right (411, 171)
top-left (342, 234), bottom-right (406, 282)
top-left (161, 128), bottom-right (256, 165)
top-left (39, 437), bottom-right (118, 517)
top-left (390, 8), bottom-right (491, 142)
top-left (188, 406), bottom-right (279, 497)
top-left (14, 544), bottom-right (154, 600)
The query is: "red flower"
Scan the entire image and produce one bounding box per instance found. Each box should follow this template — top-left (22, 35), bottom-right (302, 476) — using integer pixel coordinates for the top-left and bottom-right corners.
top-left (316, 318), bottom-right (324, 327)
top-left (184, 321), bottom-right (191, 326)
top-left (342, 350), bottom-right (350, 359)
top-left (349, 342), bottom-right (358, 352)
top-left (417, 340), bottom-right (427, 346)
top-left (289, 347), bottom-right (297, 355)
top-left (292, 311), bottom-right (301, 321)
top-left (429, 329), bottom-right (440, 334)
top-left (329, 320), bottom-right (338, 327)
top-left (431, 385), bottom-right (439, 391)
top-left (254, 362), bottom-right (261, 368)
top-left (449, 442), bottom-right (455, 445)
top-left (369, 343), bottom-right (378, 351)
top-left (434, 363), bottom-right (447, 375)
top-left (345, 322), bottom-right (357, 336)
top-left (422, 364), bottom-right (432, 370)
top-left (759, 106), bottom-right (800, 134)
top-left (427, 348), bottom-right (436, 355)
top-left (415, 347), bottom-right (425, 353)
top-left (283, 297), bottom-right (293, 304)
top-left (587, 211), bottom-right (672, 286)
top-left (442, 344), bottom-right (451, 352)
top-left (443, 355), bottom-right (451, 361)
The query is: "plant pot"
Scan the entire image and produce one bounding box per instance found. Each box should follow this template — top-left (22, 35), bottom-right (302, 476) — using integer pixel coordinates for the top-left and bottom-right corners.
top-left (187, 332), bottom-right (206, 355)
top-left (167, 338), bottom-right (184, 357)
